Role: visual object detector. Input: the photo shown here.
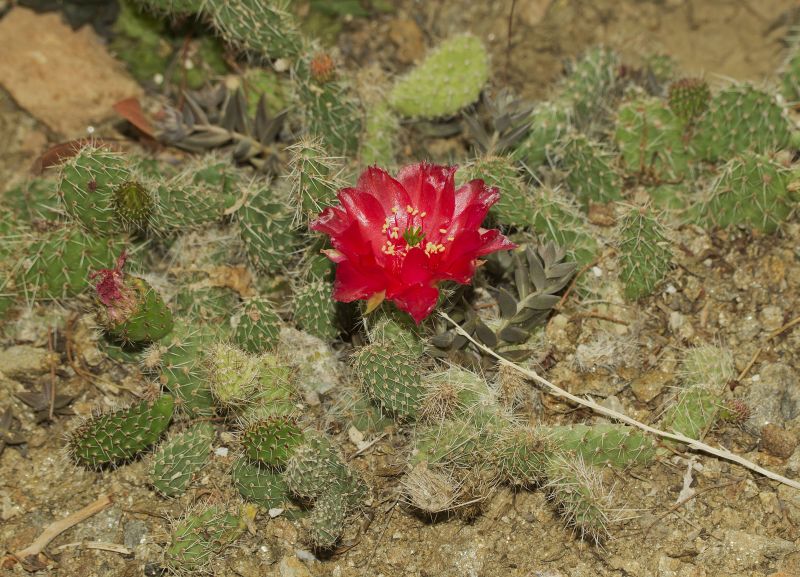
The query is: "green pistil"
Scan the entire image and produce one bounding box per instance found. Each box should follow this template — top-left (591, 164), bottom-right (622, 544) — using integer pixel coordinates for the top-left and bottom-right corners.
top-left (402, 226), bottom-right (425, 247)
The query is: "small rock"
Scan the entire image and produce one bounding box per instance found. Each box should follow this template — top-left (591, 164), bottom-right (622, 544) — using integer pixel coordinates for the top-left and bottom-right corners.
top-left (761, 424), bottom-right (798, 459)
top-left (280, 556), bottom-right (313, 577)
top-left (0, 7), bottom-right (142, 135)
top-left (759, 305), bottom-right (784, 333)
top-left (122, 519), bottom-right (148, 550)
top-left (388, 18), bottom-right (425, 64)
top-left (746, 363), bottom-right (800, 428)
top-left (0, 345), bottom-right (57, 380)
top-left (631, 370), bottom-right (671, 403)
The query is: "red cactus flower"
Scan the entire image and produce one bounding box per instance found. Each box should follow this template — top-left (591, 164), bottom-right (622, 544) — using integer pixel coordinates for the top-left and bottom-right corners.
top-left (90, 251), bottom-right (136, 323)
top-left (310, 163), bottom-right (516, 323)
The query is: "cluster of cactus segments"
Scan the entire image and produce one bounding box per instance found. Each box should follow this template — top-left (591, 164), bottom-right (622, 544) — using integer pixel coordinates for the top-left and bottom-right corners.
top-left (4, 4), bottom-right (800, 568)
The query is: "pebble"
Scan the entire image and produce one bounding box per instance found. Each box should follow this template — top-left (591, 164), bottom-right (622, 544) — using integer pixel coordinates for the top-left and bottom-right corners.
top-left (761, 424), bottom-right (798, 459)
top-left (279, 557), bottom-right (313, 577)
top-left (0, 345), bottom-right (57, 380)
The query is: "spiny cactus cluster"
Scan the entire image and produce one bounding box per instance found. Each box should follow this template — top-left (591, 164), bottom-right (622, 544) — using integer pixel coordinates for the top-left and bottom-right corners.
top-left (3, 3), bottom-right (800, 572)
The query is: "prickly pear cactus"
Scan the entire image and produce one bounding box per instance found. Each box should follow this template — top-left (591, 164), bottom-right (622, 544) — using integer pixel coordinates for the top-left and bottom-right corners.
top-left (562, 134), bottom-right (623, 208)
top-left (241, 416), bottom-right (304, 467)
top-left (464, 155), bottom-right (535, 228)
top-left (558, 47), bottom-right (619, 128)
top-left (693, 84), bottom-right (791, 162)
top-left (546, 423), bottom-right (656, 468)
top-left (157, 324), bottom-right (217, 417)
top-left (231, 456), bottom-right (291, 508)
top-left (93, 255), bottom-right (173, 344)
top-left (616, 206), bottom-right (672, 300)
top-left (205, 342), bottom-right (262, 407)
top-left (202, 0), bottom-right (301, 60)
top-left (236, 186), bottom-right (298, 274)
top-left (667, 77), bottom-right (710, 125)
top-left (353, 342), bottom-right (426, 420)
top-left (233, 296), bottom-right (282, 354)
top-left (288, 137), bottom-right (342, 219)
top-left (151, 422), bottom-right (215, 497)
top-left (165, 504), bottom-right (248, 574)
top-left (615, 96), bottom-right (691, 180)
top-left (292, 277), bottom-right (339, 341)
top-left (360, 100), bottom-right (399, 167)
top-left (18, 226), bottom-right (124, 301)
top-left (59, 146), bottom-right (151, 235)
top-left (68, 395), bottom-right (174, 467)
top-left (390, 34), bottom-right (489, 119)
top-left (514, 101), bottom-right (571, 171)
top-left (697, 153), bottom-right (794, 233)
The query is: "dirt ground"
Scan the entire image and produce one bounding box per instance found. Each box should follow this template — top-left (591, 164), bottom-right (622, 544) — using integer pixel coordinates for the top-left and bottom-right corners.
top-left (2, 1), bottom-right (800, 576)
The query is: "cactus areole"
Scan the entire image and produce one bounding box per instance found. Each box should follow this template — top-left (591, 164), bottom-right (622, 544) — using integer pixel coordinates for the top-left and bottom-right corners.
top-left (310, 163), bottom-right (516, 322)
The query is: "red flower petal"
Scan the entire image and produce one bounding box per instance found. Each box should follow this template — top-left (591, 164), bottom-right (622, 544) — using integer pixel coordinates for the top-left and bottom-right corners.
top-left (309, 164), bottom-right (518, 323)
top-left (357, 166), bottom-right (411, 214)
top-left (390, 284), bottom-right (440, 324)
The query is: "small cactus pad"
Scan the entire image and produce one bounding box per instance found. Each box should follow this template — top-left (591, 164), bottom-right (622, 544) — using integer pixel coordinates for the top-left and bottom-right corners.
top-left (151, 422), bottom-right (215, 497)
top-left (233, 297), bottom-right (282, 354)
top-left (241, 416), bottom-right (304, 467)
top-left (231, 456), bottom-right (291, 508)
top-left (693, 85), bottom-right (791, 161)
top-left (698, 154), bottom-right (793, 233)
top-left (562, 134), bottom-right (623, 208)
top-left (390, 34), bottom-right (489, 119)
top-left (165, 504), bottom-right (247, 574)
top-left (545, 424), bottom-right (656, 468)
top-left (94, 257), bottom-right (173, 344)
top-left (667, 78), bottom-right (710, 124)
top-left (545, 454), bottom-right (613, 542)
top-left (616, 205), bottom-right (672, 300)
top-left (69, 395), bottom-right (174, 467)
top-left (353, 342), bottom-right (425, 420)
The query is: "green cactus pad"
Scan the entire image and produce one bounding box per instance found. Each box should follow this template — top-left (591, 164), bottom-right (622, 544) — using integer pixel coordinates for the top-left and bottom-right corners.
top-left (165, 504), bottom-right (245, 574)
top-left (530, 186), bottom-right (598, 266)
top-left (562, 134), bottom-right (623, 208)
top-left (697, 154), bottom-right (793, 233)
top-left (284, 435), bottom-right (368, 509)
top-left (493, 426), bottom-right (553, 487)
top-left (204, 0), bottom-right (302, 60)
top-left (693, 85), bottom-right (791, 162)
top-left (293, 277), bottom-right (338, 341)
top-left (464, 155), bottom-right (534, 228)
top-left (390, 34), bottom-right (489, 119)
top-left (159, 324), bottom-right (217, 417)
top-left (615, 96), bottom-right (691, 180)
top-left (154, 159), bottom-right (239, 233)
top-left (288, 137), bottom-right (341, 218)
top-left (667, 78), bottom-right (710, 124)
top-left (616, 205), bottom-right (672, 300)
top-left (545, 424), bottom-right (656, 468)
top-left (206, 343), bottom-right (262, 407)
top-left (559, 47), bottom-right (619, 128)
top-left (18, 227), bottom-right (123, 301)
top-left (241, 416), bottom-right (304, 467)
top-left (545, 453), bottom-right (612, 542)
top-left (309, 491), bottom-right (347, 549)
top-left (59, 146), bottom-right (140, 235)
top-left (513, 101), bottom-right (571, 171)
top-left (353, 342), bottom-right (425, 420)
top-left (231, 456), bottom-right (291, 509)
top-left (240, 352), bottom-right (298, 421)
top-left (151, 422), bottom-right (215, 497)
top-left (661, 384), bottom-right (719, 441)
top-left (69, 395), bottom-right (174, 467)
top-left (236, 188), bottom-right (298, 274)
top-left (233, 297), bottom-right (282, 354)
top-left (98, 276), bottom-right (174, 344)
top-left (295, 54), bottom-right (362, 155)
